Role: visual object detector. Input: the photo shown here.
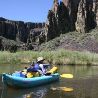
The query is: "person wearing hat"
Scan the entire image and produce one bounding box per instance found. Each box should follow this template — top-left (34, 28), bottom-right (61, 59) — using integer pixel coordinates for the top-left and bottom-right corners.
top-left (35, 57), bottom-right (50, 75)
top-left (27, 57), bottom-right (50, 76)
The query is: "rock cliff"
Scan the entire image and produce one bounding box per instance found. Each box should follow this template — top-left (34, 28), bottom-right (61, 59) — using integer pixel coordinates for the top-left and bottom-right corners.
top-left (46, 0), bottom-right (98, 40)
top-left (0, 17), bottom-right (45, 51)
top-left (0, 17), bottom-right (45, 42)
top-left (0, 0), bottom-right (98, 51)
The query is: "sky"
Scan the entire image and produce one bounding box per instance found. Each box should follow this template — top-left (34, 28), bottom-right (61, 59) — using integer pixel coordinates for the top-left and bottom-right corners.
top-left (0, 0), bottom-right (61, 22)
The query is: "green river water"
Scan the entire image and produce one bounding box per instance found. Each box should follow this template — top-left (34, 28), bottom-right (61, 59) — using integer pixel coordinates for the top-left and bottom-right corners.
top-left (0, 64), bottom-right (98, 98)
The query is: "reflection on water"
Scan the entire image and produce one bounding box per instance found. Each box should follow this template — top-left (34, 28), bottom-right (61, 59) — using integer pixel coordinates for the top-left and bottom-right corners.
top-left (59, 65), bottom-right (98, 79)
top-left (51, 87), bottom-right (74, 92)
top-left (0, 64), bottom-right (27, 74)
top-left (0, 86), bottom-right (48, 98)
top-left (21, 87), bottom-right (47, 98)
top-left (0, 65), bottom-right (98, 98)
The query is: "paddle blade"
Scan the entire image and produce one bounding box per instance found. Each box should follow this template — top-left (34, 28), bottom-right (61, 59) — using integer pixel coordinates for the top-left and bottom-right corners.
top-left (61, 87), bottom-right (73, 92)
top-left (60, 74), bottom-right (73, 78)
top-left (51, 87), bottom-right (73, 92)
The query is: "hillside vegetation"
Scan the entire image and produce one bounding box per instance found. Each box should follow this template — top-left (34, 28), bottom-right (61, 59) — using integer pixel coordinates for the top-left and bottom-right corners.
top-left (39, 28), bottom-right (98, 53)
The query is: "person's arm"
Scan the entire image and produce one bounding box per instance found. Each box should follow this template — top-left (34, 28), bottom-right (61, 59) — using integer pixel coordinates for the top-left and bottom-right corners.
top-left (42, 64), bottom-right (50, 69)
top-left (43, 64), bottom-right (50, 66)
top-left (39, 64), bottom-right (46, 74)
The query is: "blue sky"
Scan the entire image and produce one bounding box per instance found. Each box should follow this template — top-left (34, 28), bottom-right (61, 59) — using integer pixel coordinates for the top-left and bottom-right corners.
top-left (0, 0), bottom-right (61, 22)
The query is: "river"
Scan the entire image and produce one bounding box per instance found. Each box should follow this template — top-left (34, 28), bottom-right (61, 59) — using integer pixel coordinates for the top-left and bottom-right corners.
top-left (0, 64), bottom-right (98, 98)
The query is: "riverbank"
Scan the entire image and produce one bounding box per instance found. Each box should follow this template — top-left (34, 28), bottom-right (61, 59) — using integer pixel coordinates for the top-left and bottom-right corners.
top-left (0, 49), bottom-right (98, 65)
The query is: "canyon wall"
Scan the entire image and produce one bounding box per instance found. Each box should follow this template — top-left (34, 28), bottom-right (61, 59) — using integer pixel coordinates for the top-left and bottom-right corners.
top-left (46, 0), bottom-right (98, 40)
top-left (0, 17), bottom-right (45, 51)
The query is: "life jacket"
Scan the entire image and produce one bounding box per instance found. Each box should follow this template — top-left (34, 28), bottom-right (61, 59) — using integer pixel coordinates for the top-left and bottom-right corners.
top-left (27, 72), bottom-right (39, 78)
top-left (27, 63), bottom-right (42, 72)
top-left (33, 63), bottom-right (42, 71)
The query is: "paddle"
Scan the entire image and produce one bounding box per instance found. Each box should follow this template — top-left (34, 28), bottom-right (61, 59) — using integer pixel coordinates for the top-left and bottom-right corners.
top-left (60, 74), bottom-right (73, 78)
top-left (45, 72), bottom-right (73, 78)
top-left (45, 66), bottom-right (73, 78)
top-left (51, 87), bottom-right (73, 92)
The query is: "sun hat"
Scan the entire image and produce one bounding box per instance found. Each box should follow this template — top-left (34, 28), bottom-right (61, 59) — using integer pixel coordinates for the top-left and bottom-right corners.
top-left (37, 57), bottom-right (45, 62)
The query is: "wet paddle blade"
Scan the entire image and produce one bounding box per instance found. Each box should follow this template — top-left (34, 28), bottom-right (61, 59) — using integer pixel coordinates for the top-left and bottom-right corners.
top-left (60, 74), bottom-right (73, 78)
top-left (61, 87), bottom-right (73, 92)
top-left (51, 87), bottom-right (73, 92)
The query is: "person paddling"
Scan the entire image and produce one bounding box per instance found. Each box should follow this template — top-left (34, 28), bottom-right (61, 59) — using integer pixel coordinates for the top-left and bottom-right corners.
top-left (27, 57), bottom-right (50, 76)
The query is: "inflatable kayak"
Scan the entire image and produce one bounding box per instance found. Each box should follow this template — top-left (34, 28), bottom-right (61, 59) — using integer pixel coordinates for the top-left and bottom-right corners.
top-left (2, 73), bottom-right (59, 88)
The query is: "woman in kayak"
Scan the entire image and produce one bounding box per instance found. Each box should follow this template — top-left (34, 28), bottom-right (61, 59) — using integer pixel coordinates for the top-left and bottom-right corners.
top-left (21, 57), bottom-right (57, 78)
top-left (27, 57), bottom-right (50, 76)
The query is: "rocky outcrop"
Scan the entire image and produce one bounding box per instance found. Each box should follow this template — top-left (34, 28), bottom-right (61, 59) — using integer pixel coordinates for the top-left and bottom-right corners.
top-left (45, 10), bottom-right (58, 41)
top-left (26, 28), bottom-right (46, 50)
top-left (46, 0), bottom-right (98, 38)
top-left (0, 17), bottom-right (45, 43)
top-left (76, 0), bottom-right (97, 32)
top-left (0, 17), bottom-right (45, 51)
top-left (46, 0), bottom-right (78, 40)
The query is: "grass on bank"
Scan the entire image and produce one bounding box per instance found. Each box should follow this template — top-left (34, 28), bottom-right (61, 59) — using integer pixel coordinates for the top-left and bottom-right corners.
top-left (0, 49), bottom-right (98, 65)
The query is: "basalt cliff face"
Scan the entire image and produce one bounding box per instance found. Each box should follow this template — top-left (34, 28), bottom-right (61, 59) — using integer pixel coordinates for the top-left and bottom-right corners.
top-left (0, 17), bottom-right (45, 51)
top-left (46, 0), bottom-right (98, 40)
top-left (0, 0), bottom-right (98, 52)
top-left (0, 17), bottom-right (45, 42)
